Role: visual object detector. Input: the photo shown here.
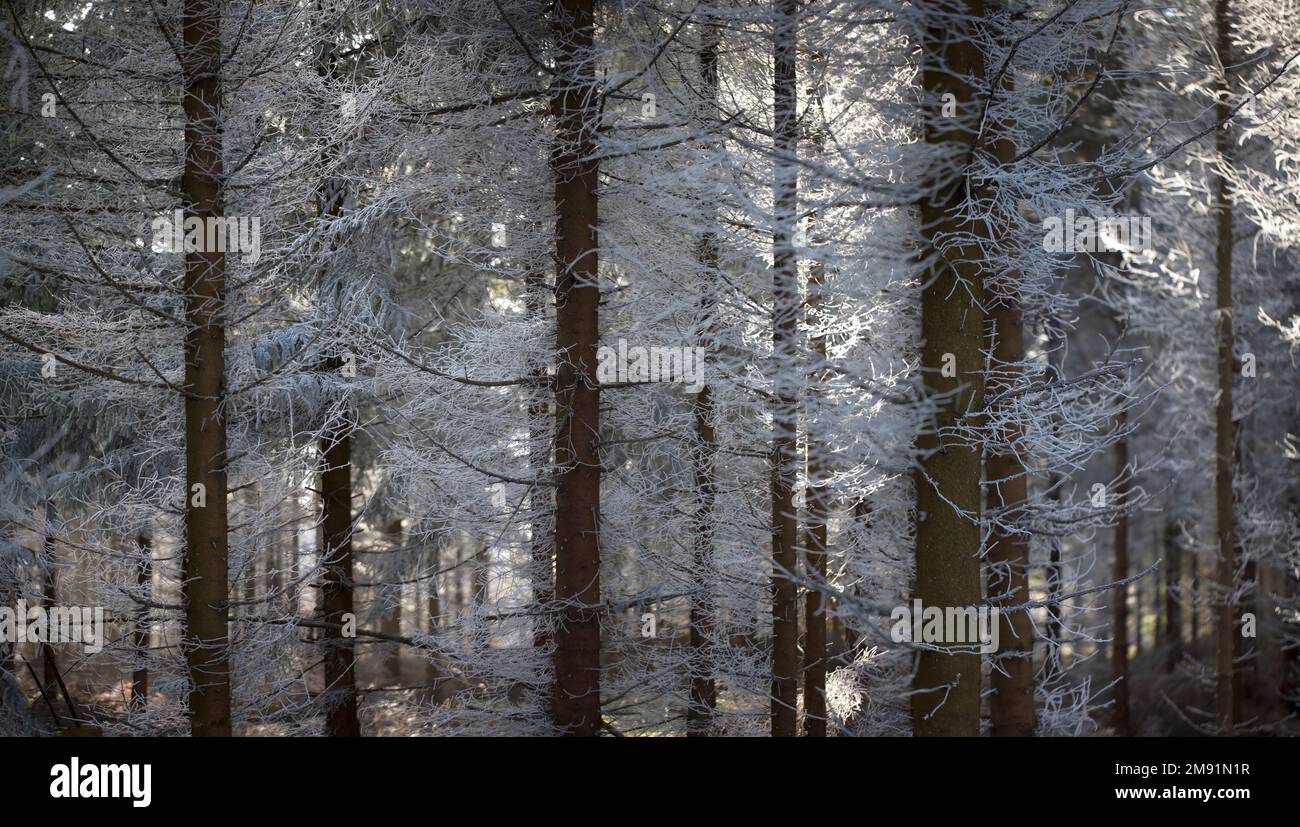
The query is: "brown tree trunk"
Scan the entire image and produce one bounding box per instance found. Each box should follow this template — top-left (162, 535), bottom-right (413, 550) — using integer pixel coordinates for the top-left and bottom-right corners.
top-left (1042, 327), bottom-right (1068, 680)
top-left (290, 506), bottom-right (302, 615)
top-left (180, 0), bottom-right (231, 736)
top-left (1212, 0), bottom-right (1238, 737)
top-left (985, 272), bottom-right (1036, 737)
top-left (800, 50), bottom-right (833, 739)
top-left (424, 534), bottom-right (443, 685)
top-left (984, 58), bottom-right (1035, 735)
top-left (1191, 552), bottom-right (1201, 653)
top-left (380, 519), bottom-right (404, 685)
top-left (802, 455), bottom-right (829, 738)
top-left (40, 500), bottom-right (58, 695)
top-left (311, 19), bottom-right (360, 734)
top-left (769, 0), bottom-right (801, 739)
top-left (912, 0), bottom-right (986, 737)
top-left (1134, 552), bottom-right (1144, 655)
top-left (131, 534), bottom-right (151, 711)
top-left (319, 413), bottom-right (359, 736)
top-left (1163, 519), bottom-right (1182, 672)
top-left (550, 0), bottom-right (602, 736)
top-left (526, 266), bottom-right (553, 659)
top-left (1112, 423), bottom-right (1131, 735)
top-left (687, 13), bottom-right (721, 739)
top-left (802, 297), bottom-right (829, 738)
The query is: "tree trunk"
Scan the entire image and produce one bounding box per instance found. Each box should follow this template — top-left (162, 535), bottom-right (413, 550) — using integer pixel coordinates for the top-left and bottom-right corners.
top-left (131, 534), bottom-right (151, 711)
top-left (1191, 552), bottom-right (1201, 653)
top-left (290, 506), bottom-right (302, 616)
top-left (312, 20), bottom-right (360, 735)
top-left (425, 534), bottom-right (443, 685)
top-left (1134, 551), bottom-right (1144, 655)
top-left (380, 519), bottom-right (404, 685)
top-left (1212, 0), bottom-right (1237, 737)
top-left (320, 413), bottom-right (360, 736)
top-left (550, 0), bottom-right (602, 736)
top-left (912, 0), bottom-right (986, 737)
top-left (1163, 519), bottom-right (1182, 672)
top-left (802, 281), bottom-right (829, 737)
top-left (180, 0), bottom-right (232, 736)
top-left (769, 0), bottom-right (801, 739)
top-left (40, 499), bottom-right (58, 695)
top-left (800, 50), bottom-right (833, 739)
top-left (985, 273), bottom-right (1036, 736)
top-left (526, 266), bottom-right (553, 659)
top-left (984, 59), bottom-right (1035, 736)
top-left (687, 12), bottom-right (721, 739)
top-left (1112, 422), bottom-right (1131, 735)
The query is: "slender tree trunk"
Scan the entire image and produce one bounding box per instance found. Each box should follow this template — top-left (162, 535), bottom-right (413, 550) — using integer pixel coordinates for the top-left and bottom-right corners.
top-left (686, 11), bottom-right (721, 740)
top-left (985, 276), bottom-right (1035, 735)
top-left (802, 277), bottom-right (829, 737)
top-left (1235, 551), bottom-right (1253, 721)
top-left (266, 534), bottom-right (280, 601)
top-left (180, 0), bottom-right (231, 736)
top-left (131, 534), bottom-right (152, 711)
top-left (984, 64), bottom-right (1035, 735)
top-left (1191, 552), bottom-right (1201, 653)
top-left (425, 534), bottom-right (443, 685)
top-left (1112, 422), bottom-right (1131, 735)
top-left (241, 489), bottom-right (257, 606)
top-left (1163, 519), bottom-right (1182, 672)
top-left (800, 358), bottom-right (829, 738)
top-left (319, 412), bottom-right (359, 736)
top-left (1134, 552), bottom-right (1144, 655)
top-left (311, 14), bottom-right (360, 734)
top-left (800, 50), bottom-right (833, 739)
top-left (40, 499), bottom-right (57, 694)
top-left (912, 0), bottom-right (986, 737)
top-left (472, 541), bottom-right (490, 612)
top-left (1043, 328), bottom-right (1067, 680)
top-left (769, 0), bottom-right (801, 739)
top-left (550, 0), bottom-right (602, 736)
top-left (1212, 0), bottom-right (1238, 737)
top-left (290, 505), bottom-right (302, 615)
top-left (526, 266), bottom-right (553, 659)
top-left (378, 519), bottom-right (404, 685)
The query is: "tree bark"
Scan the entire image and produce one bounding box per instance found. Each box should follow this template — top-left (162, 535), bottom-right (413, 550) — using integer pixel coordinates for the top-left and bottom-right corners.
top-left (380, 519), bottom-right (404, 685)
top-left (801, 409), bottom-right (829, 737)
top-left (320, 412), bottom-right (360, 736)
top-left (180, 0), bottom-right (232, 736)
top-left (40, 499), bottom-right (58, 695)
top-left (131, 534), bottom-right (152, 711)
top-left (985, 267), bottom-right (1035, 736)
top-left (550, 0), bottom-right (602, 736)
top-left (687, 12), bottom-right (721, 739)
top-left (1112, 422), bottom-right (1131, 736)
top-left (769, 0), bottom-right (801, 739)
top-left (912, 0), bottom-right (986, 737)
top-left (800, 50), bottom-right (833, 739)
top-left (1163, 519), bottom-right (1182, 672)
top-left (526, 266), bottom-right (553, 659)
top-left (312, 17), bottom-right (360, 734)
top-left (1212, 0), bottom-right (1238, 737)
top-left (984, 55), bottom-right (1035, 736)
